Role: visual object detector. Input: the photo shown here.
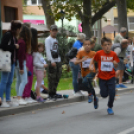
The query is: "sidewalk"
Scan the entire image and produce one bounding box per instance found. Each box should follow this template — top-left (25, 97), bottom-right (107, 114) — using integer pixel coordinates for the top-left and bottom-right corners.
top-left (0, 84), bottom-right (133, 117)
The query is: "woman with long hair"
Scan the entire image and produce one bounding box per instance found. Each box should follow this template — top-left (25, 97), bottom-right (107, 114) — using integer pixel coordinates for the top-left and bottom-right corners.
top-left (0, 20), bottom-right (22, 108)
top-left (16, 24), bottom-right (31, 105)
top-left (22, 27), bottom-right (38, 103)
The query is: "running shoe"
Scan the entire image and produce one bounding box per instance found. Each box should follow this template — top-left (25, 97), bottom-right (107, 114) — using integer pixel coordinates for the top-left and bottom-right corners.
top-left (94, 97), bottom-right (99, 109)
top-left (119, 84), bottom-right (127, 88)
top-left (88, 95), bottom-right (93, 103)
top-left (107, 108), bottom-right (114, 115)
top-left (116, 84), bottom-right (120, 88)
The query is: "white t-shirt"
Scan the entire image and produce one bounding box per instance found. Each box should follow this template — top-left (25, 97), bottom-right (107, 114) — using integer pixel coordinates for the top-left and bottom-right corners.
top-left (45, 36), bottom-right (61, 63)
top-left (35, 80), bottom-right (44, 92)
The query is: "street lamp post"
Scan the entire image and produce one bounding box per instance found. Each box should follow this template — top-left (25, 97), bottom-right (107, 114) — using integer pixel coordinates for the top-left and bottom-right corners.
top-left (60, 10), bottom-right (65, 62)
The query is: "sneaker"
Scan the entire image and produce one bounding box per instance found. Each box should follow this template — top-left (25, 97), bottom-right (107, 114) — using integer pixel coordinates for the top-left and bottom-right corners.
top-left (18, 98), bottom-right (27, 105)
top-left (94, 97), bottom-right (99, 109)
top-left (29, 97), bottom-right (37, 103)
top-left (37, 97), bottom-right (46, 103)
top-left (40, 93), bottom-right (48, 99)
top-left (7, 101), bottom-right (19, 107)
top-left (25, 97), bottom-right (37, 103)
top-left (56, 94), bottom-right (63, 98)
top-left (88, 95), bottom-right (93, 103)
top-left (49, 95), bottom-right (57, 101)
top-left (74, 91), bottom-right (84, 96)
top-left (119, 84), bottom-right (127, 88)
top-left (107, 108), bottom-right (114, 115)
top-left (0, 102), bottom-right (10, 108)
top-left (123, 80), bottom-right (131, 84)
top-left (116, 84), bottom-right (120, 88)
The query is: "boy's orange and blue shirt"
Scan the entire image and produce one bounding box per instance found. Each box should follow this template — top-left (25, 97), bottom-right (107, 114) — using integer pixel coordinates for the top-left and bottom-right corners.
top-left (76, 50), bottom-right (96, 77)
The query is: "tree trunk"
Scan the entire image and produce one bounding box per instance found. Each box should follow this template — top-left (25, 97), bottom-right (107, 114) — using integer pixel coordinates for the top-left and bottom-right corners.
top-left (82, 0), bottom-right (92, 38)
top-left (41, 0), bottom-right (55, 29)
top-left (116, 0), bottom-right (128, 35)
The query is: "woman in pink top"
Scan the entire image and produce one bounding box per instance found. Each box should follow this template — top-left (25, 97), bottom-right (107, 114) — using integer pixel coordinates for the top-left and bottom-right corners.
top-left (22, 27), bottom-right (38, 103)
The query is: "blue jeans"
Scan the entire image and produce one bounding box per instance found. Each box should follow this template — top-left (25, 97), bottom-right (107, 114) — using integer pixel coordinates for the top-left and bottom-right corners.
top-left (82, 73), bottom-right (96, 94)
top-left (16, 61), bottom-right (28, 97)
top-left (69, 62), bottom-right (80, 93)
top-left (99, 77), bottom-right (115, 108)
top-left (0, 64), bottom-right (15, 101)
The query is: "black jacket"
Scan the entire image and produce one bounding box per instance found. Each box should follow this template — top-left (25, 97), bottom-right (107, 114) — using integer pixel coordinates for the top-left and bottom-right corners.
top-left (0, 32), bottom-right (17, 65)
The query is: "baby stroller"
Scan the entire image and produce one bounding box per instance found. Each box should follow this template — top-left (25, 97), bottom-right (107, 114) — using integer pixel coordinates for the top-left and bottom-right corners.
top-left (124, 67), bottom-right (134, 83)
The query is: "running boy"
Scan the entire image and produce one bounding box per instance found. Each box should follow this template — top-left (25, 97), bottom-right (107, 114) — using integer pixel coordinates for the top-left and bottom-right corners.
top-left (75, 38), bottom-right (98, 109)
top-left (89, 37), bottom-right (119, 115)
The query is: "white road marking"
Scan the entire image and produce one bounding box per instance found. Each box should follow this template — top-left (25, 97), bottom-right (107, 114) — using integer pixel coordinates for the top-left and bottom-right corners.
top-left (118, 127), bottom-right (134, 134)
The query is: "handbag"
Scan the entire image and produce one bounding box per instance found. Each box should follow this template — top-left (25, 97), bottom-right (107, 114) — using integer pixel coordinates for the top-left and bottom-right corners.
top-left (51, 50), bottom-right (59, 59)
top-left (0, 49), bottom-right (11, 72)
top-left (66, 47), bottom-right (78, 59)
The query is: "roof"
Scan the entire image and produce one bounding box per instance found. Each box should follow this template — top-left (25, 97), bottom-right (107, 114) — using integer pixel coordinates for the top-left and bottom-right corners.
top-left (102, 25), bottom-right (118, 33)
top-left (1, 22), bottom-right (49, 32)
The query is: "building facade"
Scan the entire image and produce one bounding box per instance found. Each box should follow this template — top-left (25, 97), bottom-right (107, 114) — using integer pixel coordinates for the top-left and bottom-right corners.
top-left (102, 7), bottom-right (134, 32)
top-left (23, 0), bottom-right (102, 43)
top-left (1, 0), bottom-right (23, 22)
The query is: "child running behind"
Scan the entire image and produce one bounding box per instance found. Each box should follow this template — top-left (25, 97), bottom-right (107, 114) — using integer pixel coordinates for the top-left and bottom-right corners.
top-left (33, 43), bottom-right (48, 102)
top-left (89, 37), bottom-right (119, 115)
top-left (75, 38), bottom-right (98, 109)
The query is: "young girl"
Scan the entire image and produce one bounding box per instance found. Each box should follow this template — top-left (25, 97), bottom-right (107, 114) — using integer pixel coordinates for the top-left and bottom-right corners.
top-left (16, 25), bottom-right (31, 105)
top-left (33, 43), bottom-right (48, 102)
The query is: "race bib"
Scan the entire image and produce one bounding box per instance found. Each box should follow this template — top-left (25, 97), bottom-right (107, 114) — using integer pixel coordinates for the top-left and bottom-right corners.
top-left (82, 58), bottom-right (92, 68)
top-left (101, 62), bottom-right (113, 71)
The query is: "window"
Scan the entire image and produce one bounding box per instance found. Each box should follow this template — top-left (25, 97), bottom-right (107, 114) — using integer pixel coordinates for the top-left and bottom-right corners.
top-left (128, 17), bottom-right (134, 31)
top-left (38, 0), bottom-right (42, 4)
top-left (31, 0), bottom-right (37, 4)
top-left (4, 6), bottom-right (17, 22)
top-left (114, 18), bottom-right (118, 31)
top-left (26, 0), bottom-right (42, 5)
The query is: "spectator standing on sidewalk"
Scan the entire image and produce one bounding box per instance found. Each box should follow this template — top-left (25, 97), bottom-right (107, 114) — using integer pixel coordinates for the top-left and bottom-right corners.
top-left (69, 33), bottom-right (86, 96)
top-left (0, 20), bottom-right (22, 108)
top-left (91, 36), bottom-right (102, 52)
top-left (45, 25), bottom-right (62, 99)
top-left (123, 37), bottom-right (132, 84)
top-left (112, 39), bottom-right (128, 88)
top-left (33, 43), bottom-right (48, 102)
top-left (22, 26), bottom-right (37, 103)
top-left (16, 25), bottom-right (31, 105)
top-left (114, 27), bottom-right (127, 44)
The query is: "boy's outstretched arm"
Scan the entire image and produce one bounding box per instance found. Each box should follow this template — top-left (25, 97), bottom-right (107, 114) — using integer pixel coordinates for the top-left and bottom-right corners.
top-left (113, 60), bottom-right (118, 68)
top-left (75, 56), bottom-right (88, 65)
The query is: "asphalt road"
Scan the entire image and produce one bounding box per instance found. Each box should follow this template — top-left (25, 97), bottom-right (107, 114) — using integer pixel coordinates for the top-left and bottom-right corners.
top-left (0, 92), bottom-right (134, 134)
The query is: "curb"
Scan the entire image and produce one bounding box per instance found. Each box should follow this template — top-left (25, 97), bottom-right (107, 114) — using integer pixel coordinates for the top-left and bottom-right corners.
top-left (0, 88), bottom-right (133, 117)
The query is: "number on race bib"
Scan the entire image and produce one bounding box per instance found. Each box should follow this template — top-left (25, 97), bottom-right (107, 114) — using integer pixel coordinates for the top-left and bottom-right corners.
top-left (101, 62), bottom-right (113, 71)
top-left (82, 58), bottom-right (92, 68)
